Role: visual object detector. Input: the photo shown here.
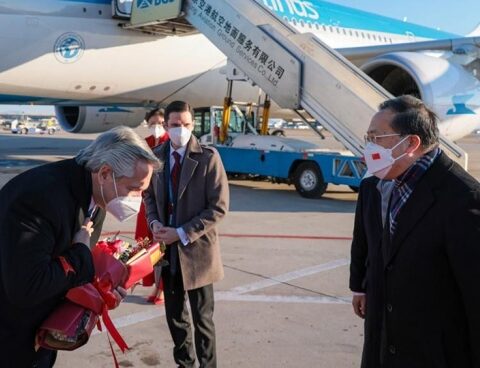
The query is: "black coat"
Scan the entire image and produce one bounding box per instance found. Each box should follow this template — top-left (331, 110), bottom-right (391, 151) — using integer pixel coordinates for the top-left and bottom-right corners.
top-left (350, 152), bottom-right (480, 368)
top-left (0, 159), bottom-right (105, 367)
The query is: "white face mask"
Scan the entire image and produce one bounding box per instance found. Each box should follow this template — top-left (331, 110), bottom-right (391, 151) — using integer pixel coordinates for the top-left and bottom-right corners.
top-left (150, 125), bottom-right (165, 139)
top-left (363, 136), bottom-right (410, 179)
top-left (169, 126), bottom-right (192, 147)
top-left (100, 172), bottom-right (142, 222)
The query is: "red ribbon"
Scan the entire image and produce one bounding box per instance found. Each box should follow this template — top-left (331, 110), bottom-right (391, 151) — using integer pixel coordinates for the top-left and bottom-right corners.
top-left (101, 305), bottom-right (129, 353)
top-left (58, 256), bottom-right (76, 276)
top-left (66, 276), bottom-right (129, 362)
top-left (93, 276), bottom-right (118, 310)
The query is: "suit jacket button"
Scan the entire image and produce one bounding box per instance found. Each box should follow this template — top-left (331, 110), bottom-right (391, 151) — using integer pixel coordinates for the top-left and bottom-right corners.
top-left (389, 345), bottom-right (396, 354)
top-left (386, 303), bottom-right (393, 312)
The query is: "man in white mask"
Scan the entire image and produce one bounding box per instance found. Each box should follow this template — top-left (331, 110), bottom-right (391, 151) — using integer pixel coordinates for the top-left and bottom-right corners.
top-left (349, 95), bottom-right (480, 368)
top-left (144, 100), bottom-right (229, 368)
top-left (0, 126), bottom-right (159, 368)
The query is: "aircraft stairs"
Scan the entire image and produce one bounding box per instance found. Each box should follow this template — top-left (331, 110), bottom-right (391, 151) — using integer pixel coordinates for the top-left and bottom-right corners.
top-left (117, 0), bottom-right (468, 168)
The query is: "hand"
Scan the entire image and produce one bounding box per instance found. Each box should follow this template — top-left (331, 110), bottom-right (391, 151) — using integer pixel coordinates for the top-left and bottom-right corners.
top-left (112, 286), bottom-right (127, 309)
top-left (352, 294), bottom-right (366, 319)
top-left (151, 221), bottom-right (164, 242)
top-left (156, 227), bottom-right (180, 245)
top-left (72, 217), bottom-right (94, 246)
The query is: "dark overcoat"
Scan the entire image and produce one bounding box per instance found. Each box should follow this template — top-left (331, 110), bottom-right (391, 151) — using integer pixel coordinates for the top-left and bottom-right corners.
top-left (0, 159), bottom-right (105, 367)
top-left (350, 152), bottom-right (480, 368)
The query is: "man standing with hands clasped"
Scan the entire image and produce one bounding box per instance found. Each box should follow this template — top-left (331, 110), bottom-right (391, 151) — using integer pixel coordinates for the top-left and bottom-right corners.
top-left (144, 100), bottom-right (229, 368)
top-left (350, 95), bottom-right (480, 368)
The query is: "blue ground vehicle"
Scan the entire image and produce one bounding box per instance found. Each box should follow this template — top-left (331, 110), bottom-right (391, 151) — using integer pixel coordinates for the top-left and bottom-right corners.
top-left (193, 106), bottom-right (365, 198)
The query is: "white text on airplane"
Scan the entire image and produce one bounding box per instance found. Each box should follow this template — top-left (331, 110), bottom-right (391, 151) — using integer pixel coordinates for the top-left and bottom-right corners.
top-left (263, 0), bottom-right (319, 20)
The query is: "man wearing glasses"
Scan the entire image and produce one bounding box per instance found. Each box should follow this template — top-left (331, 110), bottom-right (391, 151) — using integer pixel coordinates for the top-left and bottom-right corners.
top-left (350, 95), bottom-right (480, 368)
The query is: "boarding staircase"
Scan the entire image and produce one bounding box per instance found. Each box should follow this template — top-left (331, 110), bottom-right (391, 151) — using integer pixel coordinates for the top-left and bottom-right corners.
top-left (114, 0), bottom-right (468, 168)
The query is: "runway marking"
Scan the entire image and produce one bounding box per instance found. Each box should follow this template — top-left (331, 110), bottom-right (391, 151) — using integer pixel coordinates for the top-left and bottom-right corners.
top-left (101, 231), bottom-right (352, 241)
top-left (96, 258), bottom-right (350, 334)
top-left (229, 258), bottom-right (350, 294)
top-left (216, 292), bottom-right (349, 304)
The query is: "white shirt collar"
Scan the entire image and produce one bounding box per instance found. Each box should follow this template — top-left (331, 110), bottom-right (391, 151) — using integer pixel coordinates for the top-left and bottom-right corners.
top-left (169, 143), bottom-right (187, 161)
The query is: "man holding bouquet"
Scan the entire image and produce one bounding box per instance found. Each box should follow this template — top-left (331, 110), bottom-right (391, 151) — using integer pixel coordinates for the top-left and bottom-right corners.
top-left (144, 100), bottom-right (229, 368)
top-left (0, 126), bottom-right (159, 367)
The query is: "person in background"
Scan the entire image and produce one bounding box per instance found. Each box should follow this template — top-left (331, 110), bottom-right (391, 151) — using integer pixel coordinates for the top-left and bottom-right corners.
top-left (144, 108), bottom-right (169, 148)
top-left (144, 100), bottom-right (229, 368)
top-left (135, 108), bottom-right (169, 304)
top-left (0, 126), bottom-right (159, 368)
top-left (350, 95), bottom-right (480, 368)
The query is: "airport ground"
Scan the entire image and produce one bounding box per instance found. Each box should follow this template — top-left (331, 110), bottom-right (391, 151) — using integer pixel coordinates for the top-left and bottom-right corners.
top-left (1, 127), bottom-right (480, 367)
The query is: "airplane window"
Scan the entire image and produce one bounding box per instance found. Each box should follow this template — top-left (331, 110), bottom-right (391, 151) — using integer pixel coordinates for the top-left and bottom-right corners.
top-left (336, 27), bottom-right (340, 34)
top-left (367, 33), bottom-right (371, 39)
top-left (322, 25), bottom-right (327, 31)
top-left (308, 22), bottom-right (312, 29)
top-left (342, 29), bottom-right (346, 35)
top-left (329, 26), bottom-right (333, 32)
top-left (300, 20), bottom-right (305, 27)
top-left (355, 31), bottom-right (359, 37)
top-left (349, 30), bottom-right (352, 36)
top-left (292, 18), bottom-right (297, 25)
top-left (315, 23), bottom-right (319, 30)
top-left (361, 32), bottom-right (365, 38)
top-left (373, 34), bottom-right (377, 40)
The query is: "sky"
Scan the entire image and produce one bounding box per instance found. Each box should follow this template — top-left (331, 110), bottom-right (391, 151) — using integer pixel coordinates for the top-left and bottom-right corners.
top-left (1, 0), bottom-right (479, 116)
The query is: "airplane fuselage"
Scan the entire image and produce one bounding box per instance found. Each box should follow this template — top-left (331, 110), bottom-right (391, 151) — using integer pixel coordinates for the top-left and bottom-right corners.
top-left (0, 0), bottom-right (478, 139)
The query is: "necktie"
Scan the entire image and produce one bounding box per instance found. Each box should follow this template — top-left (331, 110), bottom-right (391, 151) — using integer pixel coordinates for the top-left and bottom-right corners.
top-left (169, 151), bottom-right (181, 277)
top-left (171, 151), bottom-right (181, 197)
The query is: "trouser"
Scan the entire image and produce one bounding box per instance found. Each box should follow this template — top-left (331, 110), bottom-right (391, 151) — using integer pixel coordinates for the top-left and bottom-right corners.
top-left (162, 269), bottom-right (216, 368)
top-left (32, 349), bottom-right (57, 368)
top-left (0, 336), bottom-right (57, 368)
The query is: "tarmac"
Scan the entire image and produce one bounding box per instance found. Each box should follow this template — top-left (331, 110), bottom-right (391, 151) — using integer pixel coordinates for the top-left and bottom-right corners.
top-left (1, 127), bottom-right (480, 367)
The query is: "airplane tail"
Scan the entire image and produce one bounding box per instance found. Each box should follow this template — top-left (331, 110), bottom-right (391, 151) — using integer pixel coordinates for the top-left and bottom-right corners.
top-left (467, 23), bottom-right (480, 36)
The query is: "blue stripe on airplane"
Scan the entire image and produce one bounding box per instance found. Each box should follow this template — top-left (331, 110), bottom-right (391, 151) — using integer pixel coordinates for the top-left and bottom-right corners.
top-left (60, 0), bottom-right (110, 4)
top-left (0, 94), bottom-right (152, 107)
top-left (270, 0), bottom-right (459, 39)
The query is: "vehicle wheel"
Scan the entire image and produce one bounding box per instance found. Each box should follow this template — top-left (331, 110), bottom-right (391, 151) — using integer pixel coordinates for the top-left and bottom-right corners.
top-left (21, 128), bottom-right (28, 134)
top-left (271, 129), bottom-right (285, 137)
top-left (349, 185), bottom-right (359, 193)
top-left (293, 161), bottom-right (327, 198)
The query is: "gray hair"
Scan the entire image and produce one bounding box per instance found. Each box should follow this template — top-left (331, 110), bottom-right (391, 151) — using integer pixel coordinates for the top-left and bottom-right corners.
top-left (75, 126), bottom-right (160, 177)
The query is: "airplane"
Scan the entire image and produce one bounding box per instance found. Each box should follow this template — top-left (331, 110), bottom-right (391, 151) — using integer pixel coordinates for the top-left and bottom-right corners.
top-left (0, 0), bottom-right (479, 141)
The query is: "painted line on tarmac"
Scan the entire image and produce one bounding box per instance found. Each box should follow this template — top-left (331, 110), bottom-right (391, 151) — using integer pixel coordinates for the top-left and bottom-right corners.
top-left (97, 258), bottom-right (350, 333)
top-left (216, 292), bottom-right (348, 304)
top-left (229, 258), bottom-right (350, 295)
top-left (101, 231), bottom-right (352, 241)
top-left (92, 308), bottom-right (166, 336)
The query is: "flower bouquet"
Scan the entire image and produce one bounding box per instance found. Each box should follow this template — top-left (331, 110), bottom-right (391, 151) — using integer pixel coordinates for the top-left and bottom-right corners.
top-left (36, 236), bottom-right (166, 352)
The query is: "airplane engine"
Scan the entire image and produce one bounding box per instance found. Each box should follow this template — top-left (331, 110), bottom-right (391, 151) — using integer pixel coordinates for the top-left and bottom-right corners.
top-left (361, 52), bottom-right (480, 140)
top-left (55, 106), bottom-right (150, 133)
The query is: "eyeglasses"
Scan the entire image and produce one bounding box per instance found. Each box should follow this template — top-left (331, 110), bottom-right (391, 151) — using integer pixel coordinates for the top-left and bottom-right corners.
top-left (364, 133), bottom-right (401, 145)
